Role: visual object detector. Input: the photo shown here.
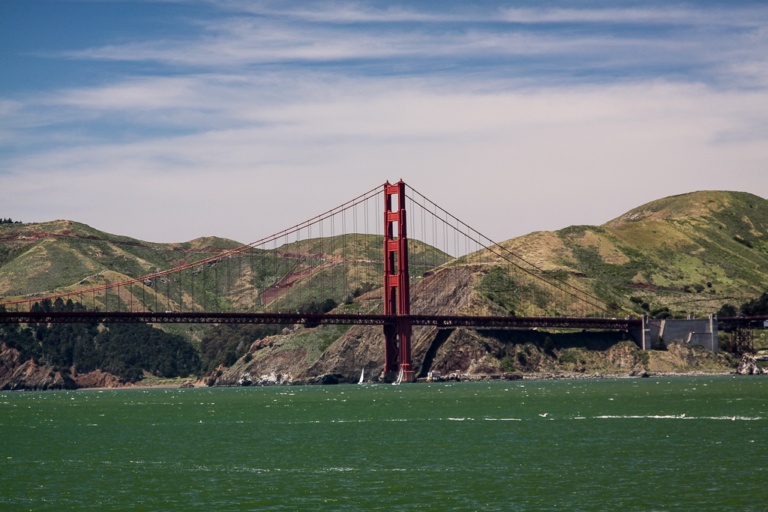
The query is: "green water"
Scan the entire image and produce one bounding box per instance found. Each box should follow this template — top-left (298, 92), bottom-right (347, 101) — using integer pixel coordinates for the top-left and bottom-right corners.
top-left (1, 377), bottom-right (767, 511)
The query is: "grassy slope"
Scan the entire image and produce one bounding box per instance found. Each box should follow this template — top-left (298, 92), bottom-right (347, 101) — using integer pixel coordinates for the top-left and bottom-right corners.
top-left (593, 191), bottom-right (768, 314)
top-left (472, 191), bottom-right (768, 318)
top-left (4, 191), bottom-right (765, 317)
top-left (0, 220), bottom-right (242, 303)
top-left (0, 222), bottom-right (449, 317)
top-left (3, 191), bottom-right (766, 381)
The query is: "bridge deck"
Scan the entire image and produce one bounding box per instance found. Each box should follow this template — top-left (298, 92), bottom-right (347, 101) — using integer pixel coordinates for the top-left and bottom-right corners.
top-left (2, 311), bottom-right (763, 330)
top-left (0, 311), bottom-right (639, 330)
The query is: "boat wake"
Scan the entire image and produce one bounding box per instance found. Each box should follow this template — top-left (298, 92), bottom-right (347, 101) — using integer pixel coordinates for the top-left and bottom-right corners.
top-left (594, 415), bottom-right (763, 421)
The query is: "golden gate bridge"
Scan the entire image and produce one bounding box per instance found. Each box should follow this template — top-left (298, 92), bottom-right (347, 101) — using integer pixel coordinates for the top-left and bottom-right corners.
top-left (1, 181), bottom-right (761, 381)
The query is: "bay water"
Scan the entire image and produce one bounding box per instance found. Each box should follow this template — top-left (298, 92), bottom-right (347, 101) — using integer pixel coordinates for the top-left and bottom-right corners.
top-left (2, 376), bottom-right (766, 511)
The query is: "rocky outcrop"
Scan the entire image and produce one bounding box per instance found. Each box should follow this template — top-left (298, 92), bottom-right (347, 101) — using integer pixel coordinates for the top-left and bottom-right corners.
top-left (0, 346), bottom-right (76, 390)
top-left (646, 341), bottom-right (733, 374)
top-left (239, 371), bottom-right (292, 386)
top-left (736, 354), bottom-right (766, 375)
top-left (71, 369), bottom-right (125, 389)
top-left (209, 361), bottom-right (296, 386)
top-left (425, 329), bottom-right (507, 375)
top-left (0, 344), bottom-right (127, 390)
top-left (299, 326), bottom-right (385, 382)
top-left (606, 341), bottom-right (647, 374)
top-left (308, 373), bottom-right (346, 385)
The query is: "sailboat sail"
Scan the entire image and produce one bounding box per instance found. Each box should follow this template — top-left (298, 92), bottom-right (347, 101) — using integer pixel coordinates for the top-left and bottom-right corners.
top-left (358, 368), bottom-right (365, 384)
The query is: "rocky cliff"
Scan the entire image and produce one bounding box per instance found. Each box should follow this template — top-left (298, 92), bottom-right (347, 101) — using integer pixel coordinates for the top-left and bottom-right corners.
top-left (0, 344), bottom-right (127, 390)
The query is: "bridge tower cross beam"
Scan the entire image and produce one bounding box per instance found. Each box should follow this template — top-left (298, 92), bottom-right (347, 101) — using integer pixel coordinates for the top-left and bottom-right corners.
top-left (383, 180), bottom-right (415, 383)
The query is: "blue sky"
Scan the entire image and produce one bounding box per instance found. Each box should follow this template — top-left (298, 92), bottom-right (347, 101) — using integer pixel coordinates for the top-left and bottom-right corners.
top-left (2, 0), bottom-right (767, 244)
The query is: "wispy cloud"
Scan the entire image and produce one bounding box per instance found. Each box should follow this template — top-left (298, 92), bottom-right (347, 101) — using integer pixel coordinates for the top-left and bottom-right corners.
top-left (498, 6), bottom-right (764, 25)
top-left (5, 74), bottom-right (767, 241)
top-left (2, 1), bottom-right (768, 244)
top-left (58, 2), bottom-right (768, 94)
top-left (212, 0), bottom-right (484, 23)
top-left (217, 1), bottom-right (768, 28)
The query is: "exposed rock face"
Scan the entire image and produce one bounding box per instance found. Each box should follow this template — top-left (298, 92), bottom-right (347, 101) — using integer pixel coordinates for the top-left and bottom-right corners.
top-left (736, 354), bottom-right (766, 375)
top-left (646, 341), bottom-right (733, 374)
top-left (0, 346), bottom-right (76, 390)
top-left (308, 373), bottom-right (345, 385)
top-left (210, 333), bottom-right (311, 386)
top-left (0, 344), bottom-right (126, 390)
top-left (425, 329), bottom-right (506, 375)
top-left (238, 372), bottom-right (253, 386)
top-left (209, 367), bottom-right (295, 387)
top-left (299, 325), bottom-right (386, 382)
top-left (71, 369), bottom-right (124, 389)
top-left (606, 341), bottom-right (646, 373)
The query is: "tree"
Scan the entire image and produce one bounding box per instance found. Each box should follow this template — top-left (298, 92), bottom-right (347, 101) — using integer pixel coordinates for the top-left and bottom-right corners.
top-left (1, 300), bottom-right (202, 383)
top-left (717, 303), bottom-right (738, 317)
top-left (741, 292), bottom-right (768, 316)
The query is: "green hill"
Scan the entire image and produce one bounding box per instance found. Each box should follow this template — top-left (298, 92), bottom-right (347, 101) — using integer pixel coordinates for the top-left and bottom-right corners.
top-left (9, 191), bottom-right (764, 320)
top-left (2, 190), bottom-right (768, 388)
top-left (0, 221), bottom-right (452, 313)
top-left (0, 221), bottom-right (454, 388)
top-left (573, 190), bottom-right (768, 315)
top-left (0, 220), bottom-right (242, 298)
top-left (213, 190), bottom-right (768, 386)
top-left (604, 191), bottom-right (768, 296)
top-left (472, 191), bottom-right (768, 318)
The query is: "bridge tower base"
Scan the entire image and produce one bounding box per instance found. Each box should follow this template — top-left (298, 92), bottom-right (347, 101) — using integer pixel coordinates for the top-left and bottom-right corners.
top-left (383, 181), bottom-right (415, 383)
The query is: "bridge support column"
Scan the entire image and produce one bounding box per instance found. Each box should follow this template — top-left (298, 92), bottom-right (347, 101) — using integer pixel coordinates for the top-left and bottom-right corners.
top-left (383, 181), bottom-right (415, 383)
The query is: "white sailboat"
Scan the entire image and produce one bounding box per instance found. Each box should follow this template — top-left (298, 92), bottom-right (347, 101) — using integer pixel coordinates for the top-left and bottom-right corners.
top-left (393, 367), bottom-right (404, 385)
top-left (358, 368), bottom-right (365, 385)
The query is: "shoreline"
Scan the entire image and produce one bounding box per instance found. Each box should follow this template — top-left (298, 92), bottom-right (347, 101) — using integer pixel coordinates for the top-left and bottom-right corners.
top-left (5, 369), bottom-right (759, 392)
top-left (74, 370), bottom-right (750, 391)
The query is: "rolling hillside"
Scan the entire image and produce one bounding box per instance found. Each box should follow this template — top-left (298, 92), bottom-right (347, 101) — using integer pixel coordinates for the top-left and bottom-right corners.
top-left (0, 220), bottom-right (451, 314)
top-left (2, 190), bottom-right (767, 388)
top-left (476, 191), bottom-right (768, 318)
top-left (0, 220), bottom-right (242, 299)
top-left (213, 190), bottom-right (768, 385)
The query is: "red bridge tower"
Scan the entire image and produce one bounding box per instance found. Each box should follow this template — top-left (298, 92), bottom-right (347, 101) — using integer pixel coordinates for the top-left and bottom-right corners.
top-left (383, 181), bottom-right (415, 383)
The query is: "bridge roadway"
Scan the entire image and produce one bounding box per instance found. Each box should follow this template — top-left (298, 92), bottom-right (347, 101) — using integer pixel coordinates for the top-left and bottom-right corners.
top-left (0, 311), bottom-right (638, 330)
top-left (0, 311), bottom-right (764, 330)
